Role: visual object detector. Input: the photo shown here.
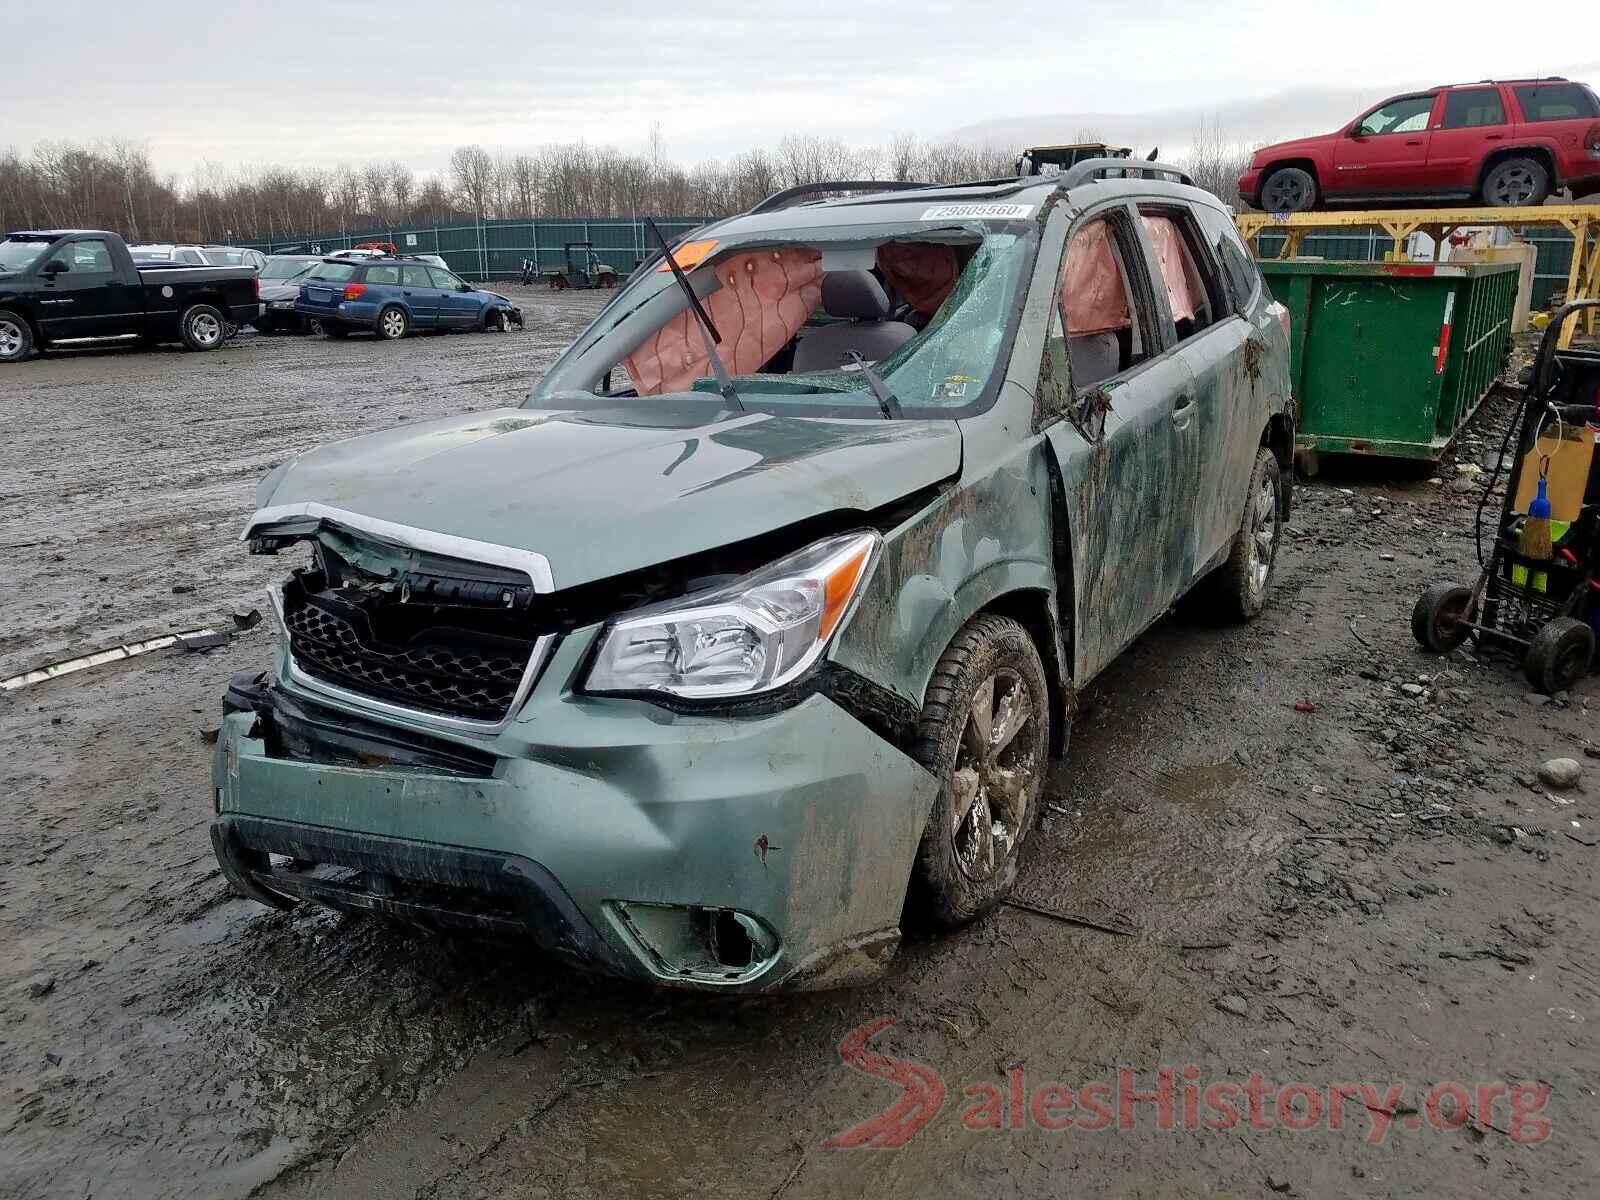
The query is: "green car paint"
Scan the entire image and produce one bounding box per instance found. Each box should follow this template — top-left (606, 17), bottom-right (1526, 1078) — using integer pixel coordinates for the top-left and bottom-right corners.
top-left (215, 174), bottom-right (1292, 991)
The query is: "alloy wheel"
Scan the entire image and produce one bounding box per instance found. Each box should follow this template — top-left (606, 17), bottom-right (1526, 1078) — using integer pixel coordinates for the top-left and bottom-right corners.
top-left (191, 312), bottom-right (221, 347)
top-left (381, 310), bottom-right (406, 338)
top-left (1247, 475), bottom-right (1280, 599)
top-left (1489, 166), bottom-right (1536, 206)
top-left (1263, 174), bottom-right (1311, 213)
top-left (0, 319), bottom-right (23, 358)
top-left (950, 668), bottom-right (1040, 882)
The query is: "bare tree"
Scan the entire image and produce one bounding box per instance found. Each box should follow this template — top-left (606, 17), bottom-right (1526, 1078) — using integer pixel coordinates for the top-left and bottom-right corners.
top-left (450, 144), bottom-right (496, 219)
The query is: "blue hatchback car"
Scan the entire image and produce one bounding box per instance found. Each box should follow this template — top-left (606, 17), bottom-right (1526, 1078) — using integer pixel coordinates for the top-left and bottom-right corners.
top-left (295, 256), bottom-right (523, 340)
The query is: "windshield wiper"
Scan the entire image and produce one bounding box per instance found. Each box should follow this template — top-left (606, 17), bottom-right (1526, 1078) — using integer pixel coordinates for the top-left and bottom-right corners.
top-left (644, 218), bottom-right (743, 413)
top-left (847, 351), bottom-right (904, 420)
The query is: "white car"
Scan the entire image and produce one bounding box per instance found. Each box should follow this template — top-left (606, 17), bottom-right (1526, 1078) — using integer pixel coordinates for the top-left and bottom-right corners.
top-left (129, 244), bottom-right (266, 270)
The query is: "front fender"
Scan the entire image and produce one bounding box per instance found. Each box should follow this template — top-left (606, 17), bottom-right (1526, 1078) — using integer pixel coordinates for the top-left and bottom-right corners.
top-left (829, 444), bottom-right (1060, 713)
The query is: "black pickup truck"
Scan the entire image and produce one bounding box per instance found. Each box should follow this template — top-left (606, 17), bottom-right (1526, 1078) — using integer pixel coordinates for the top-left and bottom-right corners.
top-left (0, 229), bottom-right (262, 363)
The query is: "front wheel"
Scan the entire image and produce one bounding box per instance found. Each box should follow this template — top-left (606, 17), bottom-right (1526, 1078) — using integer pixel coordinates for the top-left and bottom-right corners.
top-left (1482, 157), bottom-right (1549, 208)
top-left (376, 305), bottom-right (409, 340)
top-left (178, 304), bottom-right (226, 352)
top-left (1260, 167), bottom-right (1318, 213)
top-left (0, 310), bottom-right (35, 363)
top-left (909, 615), bottom-right (1054, 928)
top-left (486, 309), bottom-right (510, 333)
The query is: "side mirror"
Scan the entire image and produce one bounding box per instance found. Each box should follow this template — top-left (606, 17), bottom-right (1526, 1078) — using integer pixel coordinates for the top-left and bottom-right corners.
top-left (42, 259), bottom-right (69, 276)
top-left (459, 283), bottom-right (473, 292)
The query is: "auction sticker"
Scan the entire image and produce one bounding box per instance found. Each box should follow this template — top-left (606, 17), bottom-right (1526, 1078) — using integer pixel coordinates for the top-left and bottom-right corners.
top-left (920, 203), bottom-right (1034, 220)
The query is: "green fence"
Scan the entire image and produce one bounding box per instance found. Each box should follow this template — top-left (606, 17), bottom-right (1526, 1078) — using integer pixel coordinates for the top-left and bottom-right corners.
top-left (1256, 226), bottom-right (1576, 309)
top-left (241, 217), bottom-right (709, 282)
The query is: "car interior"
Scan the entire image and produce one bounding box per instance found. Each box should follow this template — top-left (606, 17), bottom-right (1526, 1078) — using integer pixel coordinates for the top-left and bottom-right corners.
top-left (619, 238), bottom-right (978, 396)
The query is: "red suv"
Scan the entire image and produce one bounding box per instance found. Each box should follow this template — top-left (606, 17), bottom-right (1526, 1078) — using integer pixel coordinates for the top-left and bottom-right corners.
top-left (1239, 77), bottom-right (1600, 212)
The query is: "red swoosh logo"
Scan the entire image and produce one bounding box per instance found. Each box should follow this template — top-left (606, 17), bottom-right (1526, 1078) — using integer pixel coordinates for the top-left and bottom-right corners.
top-left (820, 1017), bottom-right (946, 1148)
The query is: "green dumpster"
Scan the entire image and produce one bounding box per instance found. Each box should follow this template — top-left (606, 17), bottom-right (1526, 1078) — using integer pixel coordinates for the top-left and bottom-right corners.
top-left (1258, 259), bottom-right (1519, 468)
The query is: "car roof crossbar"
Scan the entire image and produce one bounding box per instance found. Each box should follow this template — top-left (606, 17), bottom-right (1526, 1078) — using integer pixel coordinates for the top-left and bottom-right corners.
top-left (747, 180), bottom-right (935, 215)
top-left (1056, 158), bottom-right (1195, 188)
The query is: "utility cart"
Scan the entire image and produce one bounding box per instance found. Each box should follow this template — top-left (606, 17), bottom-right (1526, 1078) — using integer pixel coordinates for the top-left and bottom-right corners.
top-left (1413, 301), bottom-right (1600, 692)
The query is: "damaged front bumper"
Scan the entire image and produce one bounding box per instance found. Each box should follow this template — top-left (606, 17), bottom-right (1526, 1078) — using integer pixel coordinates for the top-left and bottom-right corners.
top-left (211, 627), bottom-right (936, 992)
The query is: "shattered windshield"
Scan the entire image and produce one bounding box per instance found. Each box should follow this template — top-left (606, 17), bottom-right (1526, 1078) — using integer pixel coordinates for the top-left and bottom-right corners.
top-left (0, 238), bottom-right (51, 273)
top-left (530, 223), bottom-right (1034, 418)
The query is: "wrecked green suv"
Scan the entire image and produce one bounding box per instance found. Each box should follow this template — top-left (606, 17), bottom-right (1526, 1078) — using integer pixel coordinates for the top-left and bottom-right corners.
top-left (212, 165), bottom-right (1293, 991)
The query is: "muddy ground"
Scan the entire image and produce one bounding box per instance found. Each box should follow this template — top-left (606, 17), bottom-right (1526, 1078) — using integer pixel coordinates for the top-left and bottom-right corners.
top-left (2, 293), bottom-right (1597, 1199)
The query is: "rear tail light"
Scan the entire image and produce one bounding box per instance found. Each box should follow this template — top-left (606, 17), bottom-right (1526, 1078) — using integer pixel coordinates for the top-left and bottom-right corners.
top-left (1269, 300), bottom-right (1291, 339)
top-left (253, 276), bottom-right (260, 299)
top-left (342, 283), bottom-right (367, 300)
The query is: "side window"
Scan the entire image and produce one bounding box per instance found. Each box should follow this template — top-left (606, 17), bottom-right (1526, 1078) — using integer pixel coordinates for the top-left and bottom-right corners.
top-left (1355, 95), bottom-right (1436, 136)
top-left (67, 239), bottom-right (114, 273)
top-left (1056, 215), bottom-right (1150, 392)
top-left (1514, 83), bottom-right (1600, 123)
top-left (178, 249), bottom-right (204, 265)
top-left (1441, 88), bottom-right (1505, 129)
top-left (1139, 209), bottom-right (1225, 340)
top-left (401, 265), bottom-right (433, 288)
top-left (428, 266), bottom-right (464, 290)
top-left (1195, 206), bottom-right (1261, 313)
top-left (365, 265), bottom-right (400, 285)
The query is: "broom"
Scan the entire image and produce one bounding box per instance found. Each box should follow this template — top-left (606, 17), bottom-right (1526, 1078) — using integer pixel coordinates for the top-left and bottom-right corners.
top-left (1519, 470), bottom-right (1554, 564)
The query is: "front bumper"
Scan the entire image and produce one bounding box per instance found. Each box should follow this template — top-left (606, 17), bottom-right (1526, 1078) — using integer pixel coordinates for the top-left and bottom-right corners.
top-left (1237, 169), bottom-right (1262, 205)
top-left (212, 629), bottom-right (936, 992)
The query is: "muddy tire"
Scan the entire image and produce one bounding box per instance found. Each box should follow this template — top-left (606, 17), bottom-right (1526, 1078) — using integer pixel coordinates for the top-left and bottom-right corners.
top-left (1524, 618), bottom-right (1593, 694)
top-left (1189, 446), bottom-right (1284, 622)
top-left (1260, 166), bottom-right (1318, 213)
top-left (178, 304), bottom-right (226, 352)
top-left (1482, 157), bottom-right (1549, 208)
top-left (1411, 582), bottom-right (1473, 653)
top-left (376, 305), bottom-right (409, 340)
top-left (908, 614), bottom-right (1052, 929)
top-left (486, 309), bottom-right (510, 333)
top-left (0, 309), bottom-right (35, 363)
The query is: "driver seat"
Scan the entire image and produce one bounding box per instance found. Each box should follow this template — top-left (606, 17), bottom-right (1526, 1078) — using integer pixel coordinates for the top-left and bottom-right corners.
top-left (792, 271), bottom-right (916, 372)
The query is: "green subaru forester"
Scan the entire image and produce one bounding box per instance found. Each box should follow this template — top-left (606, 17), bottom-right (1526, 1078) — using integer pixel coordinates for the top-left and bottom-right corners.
top-left (212, 163), bottom-right (1294, 991)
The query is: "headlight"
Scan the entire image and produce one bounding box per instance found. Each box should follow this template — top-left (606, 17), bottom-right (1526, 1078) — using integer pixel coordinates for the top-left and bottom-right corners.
top-left (584, 531), bottom-right (879, 700)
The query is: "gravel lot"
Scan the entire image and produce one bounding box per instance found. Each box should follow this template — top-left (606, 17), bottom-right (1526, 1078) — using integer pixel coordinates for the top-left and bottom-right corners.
top-left (2, 297), bottom-right (1597, 1199)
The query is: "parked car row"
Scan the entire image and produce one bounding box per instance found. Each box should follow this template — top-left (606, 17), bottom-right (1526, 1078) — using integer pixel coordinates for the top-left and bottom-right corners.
top-left (0, 231), bottom-right (523, 361)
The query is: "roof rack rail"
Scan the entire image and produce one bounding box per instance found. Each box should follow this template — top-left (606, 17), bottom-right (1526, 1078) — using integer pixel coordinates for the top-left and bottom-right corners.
top-left (748, 180), bottom-right (933, 215)
top-left (1056, 158), bottom-right (1195, 189)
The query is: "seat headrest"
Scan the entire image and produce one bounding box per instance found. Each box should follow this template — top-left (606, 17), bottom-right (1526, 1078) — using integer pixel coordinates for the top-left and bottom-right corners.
top-left (821, 270), bottom-right (890, 321)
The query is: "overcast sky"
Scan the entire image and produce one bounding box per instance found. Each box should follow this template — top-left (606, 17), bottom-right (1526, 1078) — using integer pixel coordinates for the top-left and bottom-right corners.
top-left (14, 1), bottom-right (1599, 176)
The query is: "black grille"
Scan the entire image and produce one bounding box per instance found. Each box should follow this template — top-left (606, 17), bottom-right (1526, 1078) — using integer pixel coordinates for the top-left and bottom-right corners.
top-left (285, 598), bottom-right (533, 723)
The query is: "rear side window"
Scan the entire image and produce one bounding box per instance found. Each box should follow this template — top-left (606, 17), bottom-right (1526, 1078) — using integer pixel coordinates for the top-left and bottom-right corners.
top-left (1139, 209), bottom-right (1225, 340)
top-left (365, 265), bottom-right (400, 284)
top-left (177, 249), bottom-right (205, 265)
top-left (307, 262), bottom-right (356, 283)
top-left (402, 265), bottom-right (433, 288)
top-left (1515, 83), bottom-right (1600, 122)
top-left (1442, 88), bottom-right (1505, 128)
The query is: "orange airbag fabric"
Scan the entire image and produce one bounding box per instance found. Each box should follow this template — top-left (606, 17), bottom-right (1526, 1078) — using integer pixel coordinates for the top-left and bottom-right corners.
top-left (626, 248), bottom-right (823, 395)
top-left (1140, 215), bottom-right (1203, 324)
top-left (1061, 221), bottom-right (1131, 336)
top-left (878, 242), bottom-right (959, 316)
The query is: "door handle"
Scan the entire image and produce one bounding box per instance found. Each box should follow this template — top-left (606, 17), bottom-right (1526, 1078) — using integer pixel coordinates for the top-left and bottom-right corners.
top-left (1172, 394), bottom-right (1195, 423)
top-left (1485, 133), bottom-right (1504, 141)
top-left (1405, 139), bottom-right (1423, 146)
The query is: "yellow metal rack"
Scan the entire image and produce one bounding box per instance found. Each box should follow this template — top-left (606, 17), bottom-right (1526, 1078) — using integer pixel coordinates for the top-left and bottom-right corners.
top-left (1236, 205), bottom-right (1600, 345)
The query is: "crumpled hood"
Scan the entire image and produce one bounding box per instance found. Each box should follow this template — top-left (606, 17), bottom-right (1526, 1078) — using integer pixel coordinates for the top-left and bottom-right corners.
top-left (251, 406), bottom-right (962, 588)
top-left (260, 281), bottom-right (303, 302)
